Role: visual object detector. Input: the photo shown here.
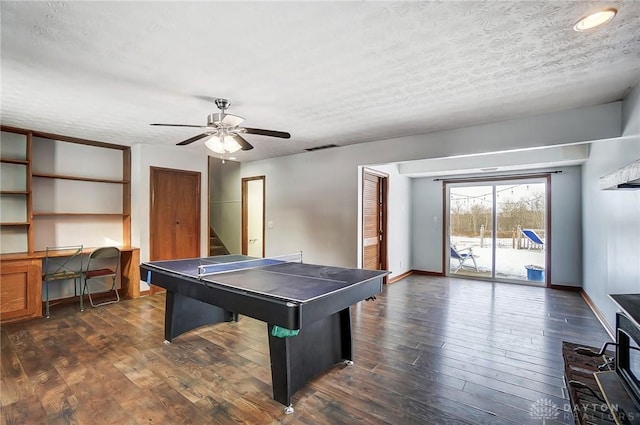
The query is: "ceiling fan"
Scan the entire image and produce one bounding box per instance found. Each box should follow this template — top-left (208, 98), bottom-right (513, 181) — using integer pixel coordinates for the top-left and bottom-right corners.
top-left (150, 98), bottom-right (291, 154)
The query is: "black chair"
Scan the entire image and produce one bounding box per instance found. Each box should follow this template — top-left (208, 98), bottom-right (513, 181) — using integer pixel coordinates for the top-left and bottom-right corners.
top-left (82, 247), bottom-right (121, 309)
top-left (42, 245), bottom-right (84, 318)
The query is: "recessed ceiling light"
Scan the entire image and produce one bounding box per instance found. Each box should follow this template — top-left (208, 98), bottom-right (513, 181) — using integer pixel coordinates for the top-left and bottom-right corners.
top-left (573, 8), bottom-right (617, 32)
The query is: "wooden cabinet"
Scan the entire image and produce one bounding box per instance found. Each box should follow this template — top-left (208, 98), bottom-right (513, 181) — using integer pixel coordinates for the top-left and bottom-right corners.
top-left (0, 259), bottom-right (41, 322)
top-left (120, 248), bottom-right (141, 299)
top-left (0, 126), bottom-right (137, 322)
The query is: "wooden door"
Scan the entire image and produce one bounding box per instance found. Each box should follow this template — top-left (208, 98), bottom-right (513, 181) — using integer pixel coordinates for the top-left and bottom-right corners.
top-left (362, 170), bottom-right (387, 276)
top-left (150, 167), bottom-right (201, 263)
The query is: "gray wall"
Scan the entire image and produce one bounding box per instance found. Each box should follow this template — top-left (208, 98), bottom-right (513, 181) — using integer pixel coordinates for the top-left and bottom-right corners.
top-left (411, 177), bottom-right (444, 272)
top-left (582, 83), bottom-right (640, 329)
top-left (240, 147), bottom-right (390, 271)
top-left (240, 102), bottom-right (621, 279)
top-left (551, 166), bottom-right (583, 286)
top-left (411, 165), bottom-right (583, 286)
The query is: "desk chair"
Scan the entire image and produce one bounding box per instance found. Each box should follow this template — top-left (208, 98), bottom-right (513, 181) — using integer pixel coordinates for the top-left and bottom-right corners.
top-left (42, 245), bottom-right (84, 318)
top-left (82, 247), bottom-right (121, 310)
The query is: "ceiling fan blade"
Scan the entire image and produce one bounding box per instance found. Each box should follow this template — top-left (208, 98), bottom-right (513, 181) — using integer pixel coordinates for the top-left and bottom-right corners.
top-left (177, 133), bottom-right (210, 146)
top-left (221, 114), bottom-right (245, 127)
top-left (243, 127), bottom-right (291, 139)
top-left (231, 135), bottom-right (254, 151)
top-left (151, 123), bottom-right (204, 128)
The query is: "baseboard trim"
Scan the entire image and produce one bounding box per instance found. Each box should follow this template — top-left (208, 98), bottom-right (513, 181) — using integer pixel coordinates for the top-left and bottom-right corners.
top-left (411, 270), bottom-right (445, 277)
top-left (388, 270), bottom-right (412, 284)
top-left (581, 289), bottom-right (615, 340)
top-left (386, 269), bottom-right (444, 284)
top-left (548, 284), bottom-right (581, 291)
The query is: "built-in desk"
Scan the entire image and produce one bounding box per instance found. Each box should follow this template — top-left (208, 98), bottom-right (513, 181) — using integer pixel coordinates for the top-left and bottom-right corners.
top-left (0, 247), bottom-right (140, 323)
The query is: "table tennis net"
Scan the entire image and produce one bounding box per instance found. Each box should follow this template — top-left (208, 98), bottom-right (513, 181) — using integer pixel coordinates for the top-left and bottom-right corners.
top-left (197, 252), bottom-right (303, 278)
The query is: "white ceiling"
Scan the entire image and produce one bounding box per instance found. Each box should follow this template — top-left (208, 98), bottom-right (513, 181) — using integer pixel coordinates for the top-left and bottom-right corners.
top-left (1, 1), bottom-right (639, 162)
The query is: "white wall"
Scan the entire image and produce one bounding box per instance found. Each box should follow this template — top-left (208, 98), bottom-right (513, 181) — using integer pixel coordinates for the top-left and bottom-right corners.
top-left (131, 143), bottom-right (209, 290)
top-left (240, 102), bottom-right (621, 278)
top-left (411, 166), bottom-right (583, 285)
top-left (582, 83), bottom-right (640, 328)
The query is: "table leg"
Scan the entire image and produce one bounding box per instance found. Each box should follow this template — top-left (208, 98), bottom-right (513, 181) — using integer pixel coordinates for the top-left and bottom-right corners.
top-left (164, 291), bottom-right (235, 341)
top-left (268, 307), bottom-right (352, 409)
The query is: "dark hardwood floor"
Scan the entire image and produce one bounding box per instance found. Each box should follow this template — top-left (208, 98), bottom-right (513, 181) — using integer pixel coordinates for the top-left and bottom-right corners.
top-left (1, 275), bottom-right (612, 424)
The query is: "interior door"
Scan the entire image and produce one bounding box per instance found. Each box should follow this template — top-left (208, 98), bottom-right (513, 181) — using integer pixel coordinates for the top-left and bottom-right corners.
top-left (242, 176), bottom-right (265, 257)
top-left (362, 170), bottom-right (387, 275)
top-left (150, 166), bottom-right (201, 262)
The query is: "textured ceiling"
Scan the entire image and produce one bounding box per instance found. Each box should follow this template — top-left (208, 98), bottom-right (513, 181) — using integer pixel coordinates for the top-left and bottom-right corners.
top-left (1, 1), bottom-right (639, 162)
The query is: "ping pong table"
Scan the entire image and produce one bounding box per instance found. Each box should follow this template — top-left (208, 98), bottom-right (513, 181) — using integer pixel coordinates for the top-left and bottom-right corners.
top-left (140, 253), bottom-right (387, 413)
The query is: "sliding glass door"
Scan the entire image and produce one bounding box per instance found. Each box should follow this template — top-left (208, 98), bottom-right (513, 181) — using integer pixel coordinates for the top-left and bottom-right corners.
top-left (446, 178), bottom-right (547, 285)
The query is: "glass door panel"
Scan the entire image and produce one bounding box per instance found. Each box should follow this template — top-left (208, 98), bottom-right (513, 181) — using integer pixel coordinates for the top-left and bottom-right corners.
top-left (495, 182), bottom-right (546, 283)
top-left (448, 185), bottom-right (493, 278)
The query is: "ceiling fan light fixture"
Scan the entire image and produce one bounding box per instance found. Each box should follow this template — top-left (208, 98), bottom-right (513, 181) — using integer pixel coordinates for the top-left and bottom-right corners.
top-left (223, 136), bottom-right (242, 153)
top-left (204, 136), bottom-right (225, 154)
top-left (204, 135), bottom-right (242, 154)
top-left (573, 8), bottom-right (617, 31)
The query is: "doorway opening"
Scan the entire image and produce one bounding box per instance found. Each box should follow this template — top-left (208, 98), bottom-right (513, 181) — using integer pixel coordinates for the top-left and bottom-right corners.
top-left (362, 169), bottom-right (388, 281)
top-left (444, 176), bottom-right (550, 285)
top-left (241, 176), bottom-right (265, 257)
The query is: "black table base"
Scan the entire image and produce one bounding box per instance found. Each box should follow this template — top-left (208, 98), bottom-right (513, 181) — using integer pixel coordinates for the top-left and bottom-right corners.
top-left (163, 291), bottom-right (355, 412)
top-left (268, 307), bottom-right (352, 409)
top-left (164, 291), bottom-right (235, 342)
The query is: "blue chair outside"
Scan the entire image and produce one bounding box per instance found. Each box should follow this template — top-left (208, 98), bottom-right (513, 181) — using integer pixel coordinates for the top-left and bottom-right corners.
top-left (522, 229), bottom-right (544, 249)
top-left (450, 246), bottom-right (478, 272)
